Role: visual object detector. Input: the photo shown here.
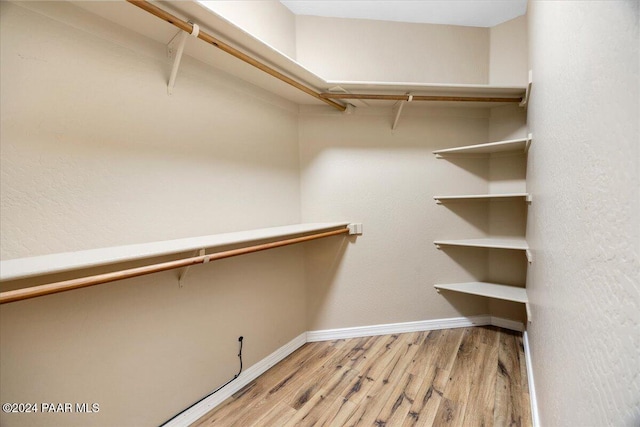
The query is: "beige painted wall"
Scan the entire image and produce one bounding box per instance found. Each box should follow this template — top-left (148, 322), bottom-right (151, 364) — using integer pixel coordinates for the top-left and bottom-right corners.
top-left (0, 3), bottom-right (306, 426)
top-left (199, 0), bottom-right (297, 59)
top-left (295, 15), bottom-right (489, 83)
top-left (299, 106), bottom-right (494, 330)
top-left (489, 15), bottom-right (528, 86)
top-left (526, 1), bottom-right (639, 425)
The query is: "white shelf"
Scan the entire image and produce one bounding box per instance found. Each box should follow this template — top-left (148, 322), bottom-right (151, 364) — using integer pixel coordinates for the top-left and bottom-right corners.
top-left (433, 135), bottom-right (531, 157)
top-left (0, 223), bottom-right (350, 281)
top-left (434, 238), bottom-right (528, 251)
top-left (434, 193), bottom-right (531, 203)
top-left (327, 80), bottom-right (526, 97)
top-left (434, 282), bottom-right (528, 303)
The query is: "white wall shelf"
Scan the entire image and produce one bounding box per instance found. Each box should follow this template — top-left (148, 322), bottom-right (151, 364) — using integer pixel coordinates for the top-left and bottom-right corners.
top-left (434, 238), bottom-right (528, 251)
top-left (0, 223), bottom-right (350, 282)
top-left (435, 282), bottom-right (528, 304)
top-left (434, 193), bottom-right (531, 203)
top-left (433, 134), bottom-right (532, 157)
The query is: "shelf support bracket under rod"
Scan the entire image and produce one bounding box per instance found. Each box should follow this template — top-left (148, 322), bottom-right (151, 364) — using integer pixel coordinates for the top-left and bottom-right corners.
top-left (178, 248), bottom-right (208, 287)
top-left (391, 94), bottom-right (412, 130)
top-left (167, 22), bottom-right (200, 95)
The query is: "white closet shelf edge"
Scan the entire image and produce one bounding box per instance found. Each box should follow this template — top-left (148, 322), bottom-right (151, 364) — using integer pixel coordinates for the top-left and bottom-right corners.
top-left (434, 238), bottom-right (529, 251)
top-left (433, 137), bottom-right (530, 156)
top-left (433, 193), bottom-right (530, 201)
top-left (0, 222), bottom-right (350, 281)
top-left (435, 282), bottom-right (528, 304)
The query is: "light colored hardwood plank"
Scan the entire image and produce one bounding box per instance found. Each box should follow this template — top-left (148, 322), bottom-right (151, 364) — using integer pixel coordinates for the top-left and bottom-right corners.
top-left (344, 333), bottom-right (423, 426)
top-left (495, 330), bottom-right (530, 427)
top-left (282, 366), bottom-right (359, 426)
top-left (246, 401), bottom-right (295, 427)
top-left (517, 334), bottom-right (533, 426)
top-left (461, 328), bottom-right (499, 427)
top-left (433, 328), bottom-right (488, 426)
top-left (429, 328), bottom-right (466, 373)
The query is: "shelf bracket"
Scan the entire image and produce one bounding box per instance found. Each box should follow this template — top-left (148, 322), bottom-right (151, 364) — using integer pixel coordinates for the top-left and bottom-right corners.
top-left (167, 22), bottom-right (200, 95)
top-left (525, 249), bottom-right (533, 263)
top-left (526, 194), bottom-right (533, 204)
top-left (519, 70), bottom-right (533, 107)
top-left (435, 244), bottom-right (442, 250)
top-left (525, 302), bottom-right (532, 323)
top-left (525, 133), bottom-right (533, 153)
top-left (391, 94), bottom-right (412, 130)
top-left (178, 248), bottom-right (207, 287)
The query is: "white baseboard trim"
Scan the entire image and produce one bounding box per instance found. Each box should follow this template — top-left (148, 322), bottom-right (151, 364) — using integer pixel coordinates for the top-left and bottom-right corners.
top-left (523, 331), bottom-right (540, 427)
top-left (163, 332), bottom-right (307, 427)
top-left (491, 316), bottom-right (525, 332)
top-left (307, 314), bottom-right (523, 342)
top-left (166, 315), bottom-right (525, 426)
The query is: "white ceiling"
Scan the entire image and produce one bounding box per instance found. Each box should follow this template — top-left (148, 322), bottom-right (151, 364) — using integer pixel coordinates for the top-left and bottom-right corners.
top-left (280, 0), bottom-right (528, 28)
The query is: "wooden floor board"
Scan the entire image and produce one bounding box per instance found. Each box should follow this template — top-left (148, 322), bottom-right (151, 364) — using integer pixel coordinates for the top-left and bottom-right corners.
top-left (192, 326), bottom-right (532, 427)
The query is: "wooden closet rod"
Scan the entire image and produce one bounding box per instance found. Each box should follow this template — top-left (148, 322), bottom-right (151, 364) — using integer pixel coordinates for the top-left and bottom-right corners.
top-left (126, 0), bottom-right (346, 112)
top-left (0, 228), bottom-right (349, 304)
top-left (319, 93), bottom-right (523, 103)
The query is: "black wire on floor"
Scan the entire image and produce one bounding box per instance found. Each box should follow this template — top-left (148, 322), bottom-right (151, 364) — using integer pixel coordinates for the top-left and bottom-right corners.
top-left (160, 336), bottom-right (244, 426)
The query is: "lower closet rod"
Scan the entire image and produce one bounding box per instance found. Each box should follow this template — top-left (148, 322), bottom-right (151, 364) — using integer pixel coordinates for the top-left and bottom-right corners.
top-left (0, 228), bottom-right (349, 304)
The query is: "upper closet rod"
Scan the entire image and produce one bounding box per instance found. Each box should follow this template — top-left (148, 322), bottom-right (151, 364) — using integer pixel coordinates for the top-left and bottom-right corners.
top-left (126, 0), bottom-right (346, 111)
top-left (0, 228), bottom-right (349, 304)
top-left (320, 93), bottom-right (523, 103)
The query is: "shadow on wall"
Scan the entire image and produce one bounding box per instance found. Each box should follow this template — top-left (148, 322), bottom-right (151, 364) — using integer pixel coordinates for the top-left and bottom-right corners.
top-left (436, 245), bottom-right (489, 281)
top-left (440, 202), bottom-right (491, 234)
top-left (439, 157), bottom-right (490, 181)
top-left (304, 235), bottom-right (351, 329)
top-left (433, 290), bottom-right (490, 318)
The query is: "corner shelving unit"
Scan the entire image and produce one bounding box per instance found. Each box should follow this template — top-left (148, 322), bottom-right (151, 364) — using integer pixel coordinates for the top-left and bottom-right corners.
top-left (433, 135), bottom-right (532, 317)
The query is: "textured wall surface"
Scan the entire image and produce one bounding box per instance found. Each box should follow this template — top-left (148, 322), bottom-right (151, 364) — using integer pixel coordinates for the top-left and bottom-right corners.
top-left (0, 3), bottom-right (306, 426)
top-left (526, 1), bottom-right (640, 425)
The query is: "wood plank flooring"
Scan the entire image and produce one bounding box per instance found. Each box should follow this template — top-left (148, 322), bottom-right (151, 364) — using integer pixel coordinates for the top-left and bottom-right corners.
top-left (192, 326), bottom-right (531, 427)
